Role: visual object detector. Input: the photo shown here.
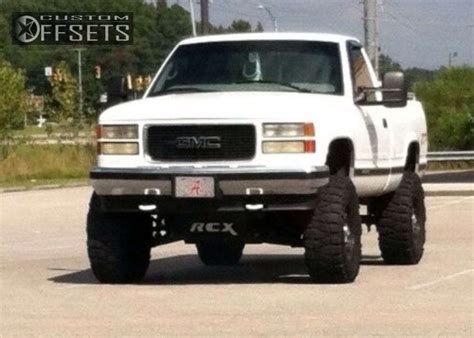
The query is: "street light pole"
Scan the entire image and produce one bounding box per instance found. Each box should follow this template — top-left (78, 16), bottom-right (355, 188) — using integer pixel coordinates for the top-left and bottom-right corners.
top-left (258, 5), bottom-right (278, 32)
top-left (73, 48), bottom-right (86, 123)
top-left (189, 0), bottom-right (197, 37)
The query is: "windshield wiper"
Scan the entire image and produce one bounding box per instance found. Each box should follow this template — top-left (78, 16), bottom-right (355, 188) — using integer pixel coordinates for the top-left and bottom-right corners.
top-left (150, 87), bottom-right (215, 96)
top-left (233, 80), bottom-right (312, 93)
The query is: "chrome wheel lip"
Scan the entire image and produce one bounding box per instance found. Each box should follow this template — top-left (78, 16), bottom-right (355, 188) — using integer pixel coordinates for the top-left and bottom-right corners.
top-left (412, 212), bottom-right (421, 234)
top-left (343, 224), bottom-right (356, 260)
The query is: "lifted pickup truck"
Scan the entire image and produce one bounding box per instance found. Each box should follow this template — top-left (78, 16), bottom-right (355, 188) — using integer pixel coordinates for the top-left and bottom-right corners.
top-left (88, 33), bottom-right (427, 284)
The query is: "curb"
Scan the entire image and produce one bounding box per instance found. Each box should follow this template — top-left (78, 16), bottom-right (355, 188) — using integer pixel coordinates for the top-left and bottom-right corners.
top-left (424, 190), bottom-right (473, 197)
top-left (423, 183), bottom-right (473, 197)
top-left (0, 182), bottom-right (90, 193)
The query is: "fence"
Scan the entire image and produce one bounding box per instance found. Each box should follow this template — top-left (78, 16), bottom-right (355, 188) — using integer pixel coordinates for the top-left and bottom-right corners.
top-left (427, 151), bottom-right (474, 162)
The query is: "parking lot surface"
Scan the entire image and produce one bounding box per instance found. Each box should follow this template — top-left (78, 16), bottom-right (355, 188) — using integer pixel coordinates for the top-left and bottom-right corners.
top-left (1, 187), bottom-right (473, 336)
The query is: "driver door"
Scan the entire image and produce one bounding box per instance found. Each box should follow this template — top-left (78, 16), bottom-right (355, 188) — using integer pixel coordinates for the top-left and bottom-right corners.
top-left (348, 42), bottom-right (392, 194)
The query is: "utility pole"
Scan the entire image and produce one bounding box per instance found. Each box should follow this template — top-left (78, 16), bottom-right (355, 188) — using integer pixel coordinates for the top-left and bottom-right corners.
top-left (363, 0), bottom-right (379, 77)
top-left (73, 48), bottom-right (86, 123)
top-left (200, 0), bottom-right (209, 35)
top-left (189, 0), bottom-right (197, 36)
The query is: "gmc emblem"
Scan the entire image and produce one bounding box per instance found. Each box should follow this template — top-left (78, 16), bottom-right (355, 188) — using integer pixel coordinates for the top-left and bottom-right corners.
top-left (175, 136), bottom-right (221, 149)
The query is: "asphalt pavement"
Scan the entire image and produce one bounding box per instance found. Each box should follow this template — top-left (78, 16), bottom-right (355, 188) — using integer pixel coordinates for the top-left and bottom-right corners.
top-left (0, 187), bottom-right (473, 336)
top-left (422, 169), bottom-right (473, 184)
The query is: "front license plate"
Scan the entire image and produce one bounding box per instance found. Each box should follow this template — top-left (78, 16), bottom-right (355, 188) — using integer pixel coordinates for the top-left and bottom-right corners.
top-left (175, 177), bottom-right (215, 198)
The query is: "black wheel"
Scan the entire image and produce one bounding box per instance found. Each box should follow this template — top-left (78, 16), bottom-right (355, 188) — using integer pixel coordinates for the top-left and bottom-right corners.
top-left (304, 176), bottom-right (362, 283)
top-left (196, 240), bottom-right (244, 266)
top-left (86, 193), bottom-right (153, 283)
top-left (376, 171), bottom-right (426, 264)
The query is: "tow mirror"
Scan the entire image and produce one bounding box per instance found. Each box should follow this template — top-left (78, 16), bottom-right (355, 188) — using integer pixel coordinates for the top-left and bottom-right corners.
top-left (382, 72), bottom-right (407, 107)
top-left (356, 71), bottom-right (408, 108)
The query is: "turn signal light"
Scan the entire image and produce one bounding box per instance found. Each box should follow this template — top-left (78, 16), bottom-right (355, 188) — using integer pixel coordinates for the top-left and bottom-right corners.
top-left (304, 140), bottom-right (316, 153)
top-left (303, 123), bottom-right (315, 137)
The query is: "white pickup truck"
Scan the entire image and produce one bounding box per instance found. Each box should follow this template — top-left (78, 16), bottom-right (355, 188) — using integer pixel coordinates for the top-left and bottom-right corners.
top-left (88, 33), bottom-right (428, 284)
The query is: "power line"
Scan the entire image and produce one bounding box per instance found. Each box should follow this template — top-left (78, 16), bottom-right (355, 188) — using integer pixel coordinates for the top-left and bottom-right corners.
top-left (383, 11), bottom-right (420, 34)
top-left (211, 2), bottom-right (262, 20)
top-left (384, 2), bottom-right (473, 29)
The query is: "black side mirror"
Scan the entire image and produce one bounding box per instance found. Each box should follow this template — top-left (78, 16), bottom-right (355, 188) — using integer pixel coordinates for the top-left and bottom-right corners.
top-left (382, 71), bottom-right (407, 108)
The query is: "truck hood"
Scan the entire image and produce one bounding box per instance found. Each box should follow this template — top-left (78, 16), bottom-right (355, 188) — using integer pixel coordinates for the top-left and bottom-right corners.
top-left (99, 91), bottom-right (352, 122)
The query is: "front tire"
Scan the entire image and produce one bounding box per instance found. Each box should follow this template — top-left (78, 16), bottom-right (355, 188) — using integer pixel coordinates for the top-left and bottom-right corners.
top-left (87, 194), bottom-right (152, 283)
top-left (304, 176), bottom-right (362, 283)
top-left (376, 171), bottom-right (426, 264)
top-left (196, 240), bottom-right (244, 266)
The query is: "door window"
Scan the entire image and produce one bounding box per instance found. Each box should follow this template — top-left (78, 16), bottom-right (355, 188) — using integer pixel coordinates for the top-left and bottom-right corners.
top-left (348, 45), bottom-right (373, 95)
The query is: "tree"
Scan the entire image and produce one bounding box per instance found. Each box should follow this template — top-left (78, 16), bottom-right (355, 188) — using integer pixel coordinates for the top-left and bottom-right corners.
top-left (47, 61), bottom-right (78, 123)
top-left (153, 4), bottom-right (193, 61)
top-left (0, 59), bottom-right (28, 159)
top-left (229, 20), bottom-right (252, 33)
top-left (414, 67), bottom-right (474, 150)
top-left (0, 0), bottom-right (173, 115)
top-left (254, 22), bottom-right (264, 32)
top-left (378, 54), bottom-right (402, 75)
top-left (404, 67), bottom-right (435, 90)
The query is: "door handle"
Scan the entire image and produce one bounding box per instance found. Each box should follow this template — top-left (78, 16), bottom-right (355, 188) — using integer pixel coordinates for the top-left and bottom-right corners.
top-left (383, 118), bottom-right (388, 128)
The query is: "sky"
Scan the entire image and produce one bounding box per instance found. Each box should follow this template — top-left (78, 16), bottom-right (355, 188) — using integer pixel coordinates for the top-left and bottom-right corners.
top-left (167, 0), bottom-right (474, 70)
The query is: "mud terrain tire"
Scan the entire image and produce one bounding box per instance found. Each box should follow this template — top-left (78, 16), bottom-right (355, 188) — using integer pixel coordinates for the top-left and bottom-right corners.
top-left (376, 171), bottom-right (426, 264)
top-left (87, 194), bottom-right (153, 283)
top-left (304, 176), bottom-right (362, 283)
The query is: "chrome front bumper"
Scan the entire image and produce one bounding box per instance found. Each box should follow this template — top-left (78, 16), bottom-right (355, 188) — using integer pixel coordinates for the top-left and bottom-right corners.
top-left (90, 165), bottom-right (329, 197)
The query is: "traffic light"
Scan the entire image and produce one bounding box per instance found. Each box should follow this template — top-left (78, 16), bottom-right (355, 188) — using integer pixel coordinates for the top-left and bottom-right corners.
top-left (94, 65), bottom-right (101, 79)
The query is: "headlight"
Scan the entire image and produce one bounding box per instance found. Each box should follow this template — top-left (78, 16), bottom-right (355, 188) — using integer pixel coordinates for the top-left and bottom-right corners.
top-left (262, 141), bottom-right (305, 153)
top-left (99, 125), bottom-right (138, 139)
top-left (99, 142), bottom-right (139, 155)
top-left (262, 141), bottom-right (315, 154)
top-left (263, 123), bottom-right (314, 138)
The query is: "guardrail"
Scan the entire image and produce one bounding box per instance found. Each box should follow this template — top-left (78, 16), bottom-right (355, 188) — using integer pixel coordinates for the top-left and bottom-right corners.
top-left (427, 151), bottom-right (474, 162)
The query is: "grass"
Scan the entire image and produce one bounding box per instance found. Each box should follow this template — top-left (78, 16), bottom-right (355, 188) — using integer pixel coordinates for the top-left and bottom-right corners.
top-left (0, 177), bottom-right (89, 189)
top-left (12, 125), bottom-right (95, 138)
top-left (0, 144), bottom-right (95, 187)
top-left (0, 143), bottom-right (471, 189)
top-left (426, 161), bottom-right (474, 171)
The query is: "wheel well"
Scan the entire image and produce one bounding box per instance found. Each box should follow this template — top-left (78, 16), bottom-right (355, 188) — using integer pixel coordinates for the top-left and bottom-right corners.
top-left (404, 142), bottom-right (420, 172)
top-left (326, 139), bottom-right (354, 176)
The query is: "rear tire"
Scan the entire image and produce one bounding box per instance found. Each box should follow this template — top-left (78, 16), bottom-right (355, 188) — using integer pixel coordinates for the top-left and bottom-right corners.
top-left (376, 171), bottom-right (426, 264)
top-left (87, 193), bottom-right (152, 283)
top-left (304, 176), bottom-right (362, 283)
top-left (196, 240), bottom-right (244, 266)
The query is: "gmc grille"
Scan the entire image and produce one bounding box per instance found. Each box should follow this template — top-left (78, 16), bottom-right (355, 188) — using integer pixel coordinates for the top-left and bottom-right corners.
top-left (146, 125), bottom-right (256, 161)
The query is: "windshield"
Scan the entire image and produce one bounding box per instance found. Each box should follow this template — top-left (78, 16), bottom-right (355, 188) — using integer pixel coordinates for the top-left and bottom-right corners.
top-left (148, 40), bottom-right (343, 96)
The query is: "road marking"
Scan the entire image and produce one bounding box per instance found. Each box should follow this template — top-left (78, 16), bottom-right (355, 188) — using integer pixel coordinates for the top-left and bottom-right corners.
top-left (407, 269), bottom-right (474, 290)
top-left (427, 196), bottom-right (473, 211)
